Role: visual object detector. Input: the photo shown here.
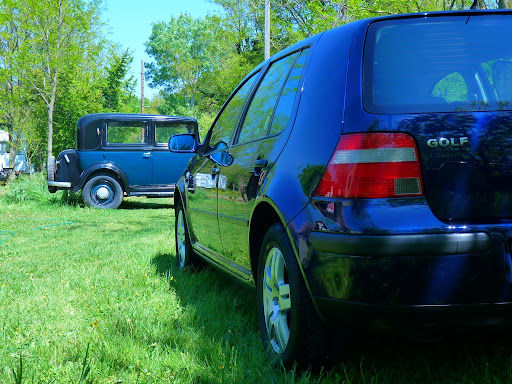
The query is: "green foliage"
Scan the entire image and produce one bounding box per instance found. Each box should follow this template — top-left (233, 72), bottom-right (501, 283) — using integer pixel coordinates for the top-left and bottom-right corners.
top-left (102, 48), bottom-right (138, 113)
top-left (1, 173), bottom-right (82, 206)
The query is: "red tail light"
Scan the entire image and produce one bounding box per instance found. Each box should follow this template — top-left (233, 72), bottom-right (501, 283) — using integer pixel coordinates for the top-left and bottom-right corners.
top-left (315, 133), bottom-right (424, 198)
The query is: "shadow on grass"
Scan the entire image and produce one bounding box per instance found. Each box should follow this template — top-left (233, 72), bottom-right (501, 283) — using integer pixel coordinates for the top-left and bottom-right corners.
top-left (119, 198), bottom-right (174, 210)
top-left (151, 252), bottom-right (173, 276)
top-left (149, 253), bottom-right (512, 382)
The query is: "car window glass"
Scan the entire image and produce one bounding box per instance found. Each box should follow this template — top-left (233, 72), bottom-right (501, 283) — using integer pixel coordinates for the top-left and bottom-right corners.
top-left (107, 121), bottom-right (147, 144)
top-left (210, 74), bottom-right (258, 148)
top-left (486, 59), bottom-right (512, 108)
top-left (155, 123), bottom-right (195, 145)
top-left (237, 52), bottom-right (299, 144)
top-left (269, 49), bottom-right (309, 136)
top-left (363, 16), bottom-right (512, 113)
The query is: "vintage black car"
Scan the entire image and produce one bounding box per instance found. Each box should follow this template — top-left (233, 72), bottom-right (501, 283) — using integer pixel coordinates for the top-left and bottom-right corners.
top-left (47, 113), bottom-right (198, 209)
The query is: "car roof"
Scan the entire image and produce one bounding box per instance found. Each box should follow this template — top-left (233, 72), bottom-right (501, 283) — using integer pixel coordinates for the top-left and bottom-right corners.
top-left (77, 113), bottom-right (197, 127)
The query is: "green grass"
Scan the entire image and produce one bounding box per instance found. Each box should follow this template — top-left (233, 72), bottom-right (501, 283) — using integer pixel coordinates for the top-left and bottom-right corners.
top-left (2, 174), bottom-right (512, 383)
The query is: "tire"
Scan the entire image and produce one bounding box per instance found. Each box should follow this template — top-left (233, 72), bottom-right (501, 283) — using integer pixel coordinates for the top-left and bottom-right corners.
top-left (174, 201), bottom-right (201, 270)
top-left (47, 156), bottom-right (56, 182)
top-left (257, 223), bottom-right (325, 368)
top-left (82, 173), bottom-right (123, 209)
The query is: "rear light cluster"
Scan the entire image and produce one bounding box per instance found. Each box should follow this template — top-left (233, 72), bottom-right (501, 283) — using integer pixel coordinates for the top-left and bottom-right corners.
top-left (315, 133), bottom-right (424, 199)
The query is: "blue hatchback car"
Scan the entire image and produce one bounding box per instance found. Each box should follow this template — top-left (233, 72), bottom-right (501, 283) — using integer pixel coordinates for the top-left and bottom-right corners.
top-left (169, 10), bottom-right (512, 366)
top-left (47, 113), bottom-right (198, 208)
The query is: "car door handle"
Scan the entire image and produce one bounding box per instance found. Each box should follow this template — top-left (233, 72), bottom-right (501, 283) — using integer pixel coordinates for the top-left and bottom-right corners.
top-left (253, 159), bottom-right (268, 168)
top-left (143, 152), bottom-right (151, 158)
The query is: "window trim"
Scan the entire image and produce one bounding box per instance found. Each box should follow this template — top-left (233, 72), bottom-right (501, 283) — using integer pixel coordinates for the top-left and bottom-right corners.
top-left (104, 120), bottom-right (150, 147)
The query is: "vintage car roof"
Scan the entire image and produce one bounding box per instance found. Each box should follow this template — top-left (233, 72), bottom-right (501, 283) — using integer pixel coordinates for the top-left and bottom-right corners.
top-left (77, 113), bottom-right (197, 127)
top-left (76, 113), bottom-right (198, 150)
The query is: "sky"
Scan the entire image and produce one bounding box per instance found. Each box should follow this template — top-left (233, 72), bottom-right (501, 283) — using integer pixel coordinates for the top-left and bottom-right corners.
top-left (101, 0), bottom-right (222, 101)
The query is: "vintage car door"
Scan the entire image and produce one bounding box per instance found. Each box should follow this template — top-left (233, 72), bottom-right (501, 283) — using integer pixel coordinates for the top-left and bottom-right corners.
top-left (151, 120), bottom-right (197, 187)
top-left (103, 119), bottom-right (152, 187)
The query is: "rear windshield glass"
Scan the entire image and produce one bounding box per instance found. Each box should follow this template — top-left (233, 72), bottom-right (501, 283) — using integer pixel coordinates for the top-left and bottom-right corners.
top-left (363, 15), bottom-right (512, 114)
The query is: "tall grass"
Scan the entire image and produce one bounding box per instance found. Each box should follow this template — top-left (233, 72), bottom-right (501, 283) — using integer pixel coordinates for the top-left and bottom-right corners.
top-left (2, 175), bottom-right (512, 383)
top-left (0, 173), bottom-right (82, 206)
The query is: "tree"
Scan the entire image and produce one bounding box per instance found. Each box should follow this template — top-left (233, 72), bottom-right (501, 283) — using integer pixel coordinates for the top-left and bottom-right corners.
top-left (5, 0), bottom-right (102, 160)
top-left (102, 48), bottom-right (137, 112)
top-left (145, 14), bottom-right (236, 112)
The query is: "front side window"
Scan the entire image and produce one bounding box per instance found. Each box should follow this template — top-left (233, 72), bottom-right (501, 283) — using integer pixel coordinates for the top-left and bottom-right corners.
top-left (209, 74), bottom-right (259, 148)
top-left (155, 123), bottom-right (195, 145)
top-left (107, 122), bottom-right (148, 144)
top-left (363, 15), bottom-right (512, 114)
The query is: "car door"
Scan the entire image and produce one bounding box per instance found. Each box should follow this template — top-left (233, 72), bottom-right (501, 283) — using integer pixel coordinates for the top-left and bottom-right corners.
top-left (217, 49), bottom-right (310, 274)
top-left (152, 120), bottom-right (197, 186)
top-left (103, 119), bottom-right (152, 187)
top-left (187, 74), bottom-right (259, 258)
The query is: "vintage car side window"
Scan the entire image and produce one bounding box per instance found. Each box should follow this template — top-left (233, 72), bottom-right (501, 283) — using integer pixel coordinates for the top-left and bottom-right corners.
top-left (210, 73), bottom-right (258, 148)
top-left (107, 121), bottom-right (147, 144)
top-left (155, 123), bottom-right (194, 145)
top-left (269, 49), bottom-right (309, 136)
top-left (237, 52), bottom-right (299, 144)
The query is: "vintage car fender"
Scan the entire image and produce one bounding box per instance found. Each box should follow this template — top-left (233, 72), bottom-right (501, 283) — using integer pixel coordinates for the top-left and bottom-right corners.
top-left (74, 162), bottom-right (130, 193)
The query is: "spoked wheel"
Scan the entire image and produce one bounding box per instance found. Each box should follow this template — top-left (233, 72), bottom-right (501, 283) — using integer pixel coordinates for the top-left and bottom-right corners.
top-left (262, 245), bottom-right (292, 354)
top-left (82, 173), bottom-right (123, 209)
top-left (175, 201), bottom-right (200, 270)
top-left (257, 223), bottom-right (325, 368)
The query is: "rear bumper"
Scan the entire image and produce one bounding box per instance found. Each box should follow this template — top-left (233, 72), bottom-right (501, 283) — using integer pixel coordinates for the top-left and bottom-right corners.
top-left (304, 230), bottom-right (512, 311)
top-left (314, 298), bottom-right (512, 332)
top-left (47, 180), bottom-right (72, 188)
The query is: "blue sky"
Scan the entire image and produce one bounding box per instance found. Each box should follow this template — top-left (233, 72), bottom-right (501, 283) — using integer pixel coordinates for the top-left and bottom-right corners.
top-left (101, 0), bottom-right (222, 100)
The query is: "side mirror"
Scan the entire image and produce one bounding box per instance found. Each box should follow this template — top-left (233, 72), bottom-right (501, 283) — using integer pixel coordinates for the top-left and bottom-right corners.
top-left (169, 133), bottom-right (197, 153)
top-left (209, 150), bottom-right (234, 167)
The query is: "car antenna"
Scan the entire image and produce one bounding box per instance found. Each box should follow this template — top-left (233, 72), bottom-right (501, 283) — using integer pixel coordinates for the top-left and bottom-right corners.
top-left (470, 0), bottom-right (479, 9)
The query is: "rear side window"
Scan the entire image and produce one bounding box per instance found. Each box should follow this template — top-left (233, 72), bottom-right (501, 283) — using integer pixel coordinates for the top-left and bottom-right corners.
top-left (155, 122), bottom-right (195, 145)
top-left (363, 15), bottom-right (512, 114)
top-left (107, 121), bottom-right (148, 144)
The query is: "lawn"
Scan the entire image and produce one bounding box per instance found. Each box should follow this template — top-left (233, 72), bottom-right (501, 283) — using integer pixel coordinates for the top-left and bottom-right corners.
top-left (2, 174), bottom-right (512, 383)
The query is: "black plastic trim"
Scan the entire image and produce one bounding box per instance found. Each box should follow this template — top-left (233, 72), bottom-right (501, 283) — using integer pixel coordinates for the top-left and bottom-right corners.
top-left (310, 231), bottom-right (490, 256)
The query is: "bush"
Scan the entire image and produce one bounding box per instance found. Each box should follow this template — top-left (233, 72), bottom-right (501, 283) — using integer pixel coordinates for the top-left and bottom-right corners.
top-left (0, 172), bottom-right (82, 206)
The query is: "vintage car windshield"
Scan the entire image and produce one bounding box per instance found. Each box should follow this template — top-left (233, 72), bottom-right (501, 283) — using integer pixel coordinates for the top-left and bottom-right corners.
top-left (363, 15), bottom-right (512, 114)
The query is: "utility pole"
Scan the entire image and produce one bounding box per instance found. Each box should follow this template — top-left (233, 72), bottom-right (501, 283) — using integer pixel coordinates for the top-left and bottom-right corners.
top-left (141, 59), bottom-right (145, 114)
top-left (264, 0), bottom-right (270, 60)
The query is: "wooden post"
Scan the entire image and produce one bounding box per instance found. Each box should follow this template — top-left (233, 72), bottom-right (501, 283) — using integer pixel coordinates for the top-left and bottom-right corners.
top-left (264, 0), bottom-right (270, 60)
top-left (141, 59), bottom-right (145, 114)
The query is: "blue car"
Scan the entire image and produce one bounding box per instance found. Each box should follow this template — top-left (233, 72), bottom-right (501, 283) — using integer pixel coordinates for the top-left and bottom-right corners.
top-left (47, 113), bottom-right (198, 208)
top-left (170, 10), bottom-right (512, 366)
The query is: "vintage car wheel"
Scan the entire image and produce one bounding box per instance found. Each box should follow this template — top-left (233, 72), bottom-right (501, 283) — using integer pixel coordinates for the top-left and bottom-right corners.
top-left (175, 201), bottom-right (201, 270)
top-left (47, 156), bottom-right (56, 182)
top-left (82, 173), bottom-right (123, 209)
top-left (257, 223), bottom-right (325, 367)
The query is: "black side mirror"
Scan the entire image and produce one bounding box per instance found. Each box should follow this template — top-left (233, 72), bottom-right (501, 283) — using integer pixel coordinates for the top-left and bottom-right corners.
top-left (169, 133), bottom-right (197, 153)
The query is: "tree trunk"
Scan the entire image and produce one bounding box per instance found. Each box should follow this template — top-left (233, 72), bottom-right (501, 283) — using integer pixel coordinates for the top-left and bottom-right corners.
top-left (47, 70), bottom-right (58, 158)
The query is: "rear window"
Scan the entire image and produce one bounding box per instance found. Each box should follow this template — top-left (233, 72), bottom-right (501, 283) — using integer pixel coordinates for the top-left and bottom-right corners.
top-left (363, 15), bottom-right (512, 114)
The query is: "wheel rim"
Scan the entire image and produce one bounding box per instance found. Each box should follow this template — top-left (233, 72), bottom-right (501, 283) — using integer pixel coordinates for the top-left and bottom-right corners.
top-left (262, 246), bottom-right (291, 354)
top-left (176, 210), bottom-right (186, 269)
top-left (90, 181), bottom-right (115, 206)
